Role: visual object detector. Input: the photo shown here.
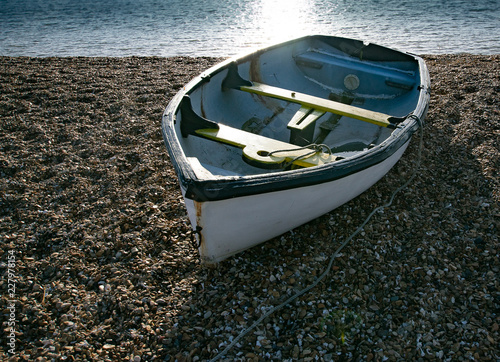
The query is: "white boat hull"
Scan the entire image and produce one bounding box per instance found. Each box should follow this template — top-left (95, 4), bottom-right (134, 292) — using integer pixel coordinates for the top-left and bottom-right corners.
top-left (184, 140), bottom-right (410, 264)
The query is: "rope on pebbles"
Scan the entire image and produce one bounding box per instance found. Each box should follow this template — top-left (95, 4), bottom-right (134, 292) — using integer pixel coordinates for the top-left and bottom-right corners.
top-left (210, 116), bottom-right (424, 361)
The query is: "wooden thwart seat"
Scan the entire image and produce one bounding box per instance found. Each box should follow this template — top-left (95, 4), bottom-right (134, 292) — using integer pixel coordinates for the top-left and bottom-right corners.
top-left (180, 96), bottom-right (338, 168)
top-left (222, 63), bottom-right (405, 129)
top-left (196, 125), bottom-right (337, 168)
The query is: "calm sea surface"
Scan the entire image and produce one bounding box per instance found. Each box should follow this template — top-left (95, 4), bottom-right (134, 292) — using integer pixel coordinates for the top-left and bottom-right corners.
top-left (1, 0), bottom-right (499, 57)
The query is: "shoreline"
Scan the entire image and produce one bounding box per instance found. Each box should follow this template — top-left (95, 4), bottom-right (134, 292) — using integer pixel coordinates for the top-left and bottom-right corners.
top-left (0, 55), bottom-right (499, 361)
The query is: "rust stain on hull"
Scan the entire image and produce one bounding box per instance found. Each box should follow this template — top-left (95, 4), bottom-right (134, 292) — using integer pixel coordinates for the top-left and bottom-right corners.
top-left (200, 87), bottom-right (207, 118)
top-left (194, 200), bottom-right (203, 248)
top-left (249, 56), bottom-right (284, 112)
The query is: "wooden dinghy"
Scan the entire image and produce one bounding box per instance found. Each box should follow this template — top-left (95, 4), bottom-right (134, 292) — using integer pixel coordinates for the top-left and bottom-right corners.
top-left (162, 35), bottom-right (430, 264)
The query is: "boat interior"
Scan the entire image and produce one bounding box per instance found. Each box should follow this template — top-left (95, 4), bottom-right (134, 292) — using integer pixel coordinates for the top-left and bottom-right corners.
top-left (174, 36), bottom-right (422, 178)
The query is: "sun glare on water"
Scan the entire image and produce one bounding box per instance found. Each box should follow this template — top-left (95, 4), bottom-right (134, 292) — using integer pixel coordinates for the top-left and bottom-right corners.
top-left (251, 0), bottom-right (318, 46)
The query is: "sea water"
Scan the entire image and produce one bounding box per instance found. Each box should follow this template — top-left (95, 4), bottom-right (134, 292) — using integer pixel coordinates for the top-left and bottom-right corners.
top-left (0, 0), bottom-right (499, 57)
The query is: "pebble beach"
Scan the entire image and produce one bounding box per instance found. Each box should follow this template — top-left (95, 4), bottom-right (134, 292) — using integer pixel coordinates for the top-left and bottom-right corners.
top-left (0, 54), bottom-right (499, 361)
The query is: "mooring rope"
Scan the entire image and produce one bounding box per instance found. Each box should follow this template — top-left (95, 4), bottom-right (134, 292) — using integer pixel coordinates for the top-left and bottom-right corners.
top-left (210, 115), bottom-right (423, 361)
top-left (268, 143), bottom-right (332, 168)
